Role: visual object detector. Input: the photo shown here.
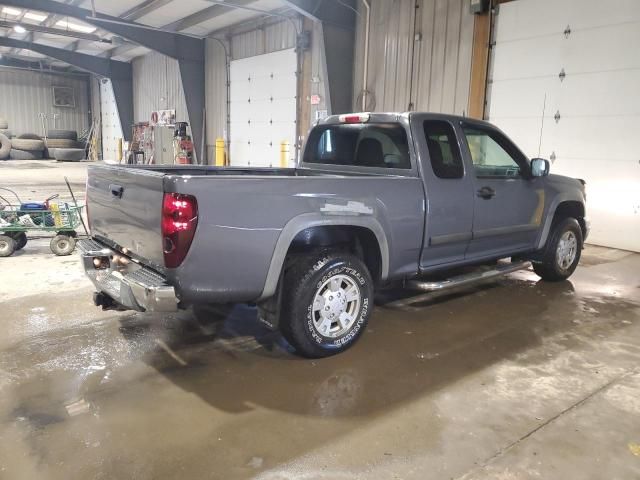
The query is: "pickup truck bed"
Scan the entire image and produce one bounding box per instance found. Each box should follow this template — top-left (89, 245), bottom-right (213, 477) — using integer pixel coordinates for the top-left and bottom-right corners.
top-left (86, 163), bottom-right (424, 303)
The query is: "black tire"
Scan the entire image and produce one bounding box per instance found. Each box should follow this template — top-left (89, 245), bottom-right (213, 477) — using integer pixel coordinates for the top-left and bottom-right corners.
top-left (45, 138), bottom-right (76, 149)
top-left (10, 149), bottom-right (44, 160)
top-left (533, 217), bottom-right (583, 281)
top-left (50, 234), bottom-right (76, 256)
top-left (9, 232), bottom-right (27, 250)
top-left (0, 133), bottom-right (10, 159)
top-left (17, 133), bottom-right (42, 140)
top-left (54, 148), bottom-right (85, 162)
top-left (0, 235), bottom-right (16, 257)
top-left (47, 129), bottom-right (77, 141)
top-left (280, 252), bottom-right (374, 358)
top-left (11, 138), bottom-right (45, 151)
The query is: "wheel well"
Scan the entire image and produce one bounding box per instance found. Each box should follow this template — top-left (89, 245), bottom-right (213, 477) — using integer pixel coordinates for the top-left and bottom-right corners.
top-left (553, 201), bottom-right (586, 239)
top-left (287, 225), bottom-right (383, 283)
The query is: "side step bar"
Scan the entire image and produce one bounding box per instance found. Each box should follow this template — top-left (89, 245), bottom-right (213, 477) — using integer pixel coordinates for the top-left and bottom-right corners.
top-left (406, 260), bottom-right (531, 292)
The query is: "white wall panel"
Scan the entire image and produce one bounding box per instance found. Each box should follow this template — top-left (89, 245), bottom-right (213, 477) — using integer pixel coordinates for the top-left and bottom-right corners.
top-left (0, 68), bottom-right (89, 136)
top-left (489, 0), bottom-right (640, 251)
top-left (99, 79), bottom-right (124, 163)
top-left (229, 49), bottom-right (297, 167)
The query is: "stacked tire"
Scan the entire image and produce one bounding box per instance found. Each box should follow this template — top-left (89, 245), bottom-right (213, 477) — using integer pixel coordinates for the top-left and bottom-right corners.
top-left (11, 133), bottom-right (45, 160)
top-left (46, 129), bottom-right (85, 162)
top-left (0, 117), bottom-right (11, 160)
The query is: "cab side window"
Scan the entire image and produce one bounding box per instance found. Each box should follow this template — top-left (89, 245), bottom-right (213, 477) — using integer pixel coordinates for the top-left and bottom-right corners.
top-left (423, 120), bottom-right (464, 179)
top-left (462, 125), bottom-right (527, 178)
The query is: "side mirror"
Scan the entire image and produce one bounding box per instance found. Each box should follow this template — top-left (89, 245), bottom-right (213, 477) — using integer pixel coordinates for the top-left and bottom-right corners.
top-left (531, 158), bottom-right (550, 177)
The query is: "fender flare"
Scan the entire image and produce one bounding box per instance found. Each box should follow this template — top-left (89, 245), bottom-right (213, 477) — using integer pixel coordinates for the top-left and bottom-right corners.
top-left (536, 194), bottom-right (585, 249)
top-left (259, 213), bottom-right (390, 300)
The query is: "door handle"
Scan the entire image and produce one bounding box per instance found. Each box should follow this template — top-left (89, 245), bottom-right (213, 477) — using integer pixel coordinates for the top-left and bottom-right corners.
top-left (477, 186), bottom-right (495, 199)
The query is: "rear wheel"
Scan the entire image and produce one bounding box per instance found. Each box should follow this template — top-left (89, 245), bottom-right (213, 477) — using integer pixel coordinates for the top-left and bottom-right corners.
top-left (533, 217), bottom-right (582, 281)
top-left (0, 235), bottom-right (16, 257)
top-left (280, 252), bottom-right (374, 358)
top-left (50, 234), bottom-right (76, 256)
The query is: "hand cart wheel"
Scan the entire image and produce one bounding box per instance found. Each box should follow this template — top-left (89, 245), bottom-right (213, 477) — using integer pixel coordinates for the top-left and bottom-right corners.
top-left (0, 235), bottom-right (16, 257)
top-left (50, 233), bottom-right (76, 256)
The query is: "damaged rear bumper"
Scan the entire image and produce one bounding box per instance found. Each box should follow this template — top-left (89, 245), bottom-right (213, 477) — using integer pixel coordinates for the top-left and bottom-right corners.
top-left (78, 238), bottom-right (178, 312)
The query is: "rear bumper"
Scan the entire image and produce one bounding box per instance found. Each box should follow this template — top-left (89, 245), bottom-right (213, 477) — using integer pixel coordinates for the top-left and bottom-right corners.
top-left (78, 238), bottom-right (178, 312)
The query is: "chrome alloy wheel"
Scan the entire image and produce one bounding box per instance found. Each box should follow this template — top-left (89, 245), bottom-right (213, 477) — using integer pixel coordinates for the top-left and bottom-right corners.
top-left (311, 274), bottom-right (362, 338)
top-left (556, 230), bottom-right (578, 270)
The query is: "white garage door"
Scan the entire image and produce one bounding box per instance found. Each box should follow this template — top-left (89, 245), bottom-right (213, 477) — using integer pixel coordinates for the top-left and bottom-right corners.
top-left (488, 0), bottom-right (640, 252)
top-left (229, 49), bottom-right (297, 168)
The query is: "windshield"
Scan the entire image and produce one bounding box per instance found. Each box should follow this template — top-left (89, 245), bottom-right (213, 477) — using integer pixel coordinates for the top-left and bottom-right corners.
top-left (303, 123), bottom-right (411, 169)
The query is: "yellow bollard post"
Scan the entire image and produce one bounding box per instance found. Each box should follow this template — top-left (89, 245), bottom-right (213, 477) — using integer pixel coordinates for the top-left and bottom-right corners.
top-left (215, 137), bottom-right (225, 166)
top-left (280, 140), bottom-right (290, 168)
top-left (117, 138), bottom-right (123, 163)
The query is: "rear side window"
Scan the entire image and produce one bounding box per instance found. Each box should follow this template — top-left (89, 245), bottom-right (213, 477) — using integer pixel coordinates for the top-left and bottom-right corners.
top-left (304, 123), bottom-right (411, 169)
top-left (423, 120), bottom-right (464, 179)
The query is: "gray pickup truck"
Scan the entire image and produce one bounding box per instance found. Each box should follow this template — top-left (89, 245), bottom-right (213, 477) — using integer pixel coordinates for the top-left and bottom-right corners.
top-left (79, 112), bottom-right (588, 357)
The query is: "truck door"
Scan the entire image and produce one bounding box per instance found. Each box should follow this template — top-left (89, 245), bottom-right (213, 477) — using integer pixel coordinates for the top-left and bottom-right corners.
top-left (460, 122), bottom-right (543, 259)
top-left (413, 117), bottom-right (475, 268)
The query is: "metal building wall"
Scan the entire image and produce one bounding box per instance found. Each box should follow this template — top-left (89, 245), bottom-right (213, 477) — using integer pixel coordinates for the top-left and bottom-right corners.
top-left (352, 0), bottom-right (474, 115)
top-left (0, 67), bottom-right (89, 136)
top-left (132, 51), bottom-right (188, 125)
top-left (230, 20), bottom-right (297, 60)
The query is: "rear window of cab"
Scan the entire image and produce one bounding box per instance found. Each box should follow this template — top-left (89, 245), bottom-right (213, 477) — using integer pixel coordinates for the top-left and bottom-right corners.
top-left (304, 123), bottom-right (411, 169)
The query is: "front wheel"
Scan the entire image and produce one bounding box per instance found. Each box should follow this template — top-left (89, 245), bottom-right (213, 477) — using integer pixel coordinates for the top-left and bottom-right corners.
top-left (533, 217), bottom-right (583, 281)
top-left (280, 252), bottom-right (374, 358)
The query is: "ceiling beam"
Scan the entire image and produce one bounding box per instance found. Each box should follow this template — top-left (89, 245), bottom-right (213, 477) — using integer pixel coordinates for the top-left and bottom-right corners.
top-left (120, 0), bottom-right (175, 21)
top-left (163, 0), bottom-right (256, 32)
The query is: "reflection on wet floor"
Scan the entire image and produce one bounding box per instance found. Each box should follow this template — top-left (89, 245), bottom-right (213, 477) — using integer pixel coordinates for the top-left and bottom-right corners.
top-left (1, 246), bottom-right (639, 479)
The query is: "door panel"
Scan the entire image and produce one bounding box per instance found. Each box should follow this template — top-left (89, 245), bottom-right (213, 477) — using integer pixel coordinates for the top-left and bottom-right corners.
top-left (413, 117), bottom-right (475, 268)
top-left (461, 124), bottom-right (544, 258)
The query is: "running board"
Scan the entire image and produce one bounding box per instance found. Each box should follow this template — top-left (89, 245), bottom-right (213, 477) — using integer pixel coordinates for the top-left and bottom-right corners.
top-left (406, 261), bottom-right (531, 292)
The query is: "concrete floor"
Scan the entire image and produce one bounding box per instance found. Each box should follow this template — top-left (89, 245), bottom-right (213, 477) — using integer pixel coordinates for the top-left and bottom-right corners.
top-left (1, 161), bottom-right (640, 479)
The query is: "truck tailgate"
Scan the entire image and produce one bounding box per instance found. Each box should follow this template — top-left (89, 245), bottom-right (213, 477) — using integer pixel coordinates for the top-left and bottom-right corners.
top-left (87, 165), bottom-right (165, 269)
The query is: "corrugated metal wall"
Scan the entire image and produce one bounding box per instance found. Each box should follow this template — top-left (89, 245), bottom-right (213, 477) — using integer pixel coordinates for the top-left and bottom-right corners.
top-left (0, 67), bottom-right (90, 136)
top-left (352, 0), bottom-right (474, 115)
top-left (132, 51), bottom-right (188, 124)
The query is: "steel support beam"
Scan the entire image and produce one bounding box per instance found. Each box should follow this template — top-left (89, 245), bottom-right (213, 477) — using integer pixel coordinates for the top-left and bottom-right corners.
top-left (1, 0), bottom-right (206, 163)
top-left (0, 37), bottom-right (134, 141)
top-left (282, 0), bottom-right (356, 114)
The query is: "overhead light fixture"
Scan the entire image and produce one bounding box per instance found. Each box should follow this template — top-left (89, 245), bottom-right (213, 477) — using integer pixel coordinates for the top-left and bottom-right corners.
top-left (13, 25), bottom-right (27, 33)
top-left (55, 19), bottom-right (96, 34)
top-left (1, 7), bottom-right (22, 16)
top-left (24, 12), bottom-right (48, 23)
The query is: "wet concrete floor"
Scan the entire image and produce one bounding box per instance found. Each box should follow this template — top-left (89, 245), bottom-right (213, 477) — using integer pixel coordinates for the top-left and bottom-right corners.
top-left (1, 239), bottom-right (639, 479)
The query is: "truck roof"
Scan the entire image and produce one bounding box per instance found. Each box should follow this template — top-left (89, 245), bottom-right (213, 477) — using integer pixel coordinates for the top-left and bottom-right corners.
top-left (319, 112), bottom-right (494, 128)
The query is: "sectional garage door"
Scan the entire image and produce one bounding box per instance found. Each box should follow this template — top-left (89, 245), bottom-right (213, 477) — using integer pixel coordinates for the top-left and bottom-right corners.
top-left (488, 0), bottom-right (640, 252)
top-left (229, 48), bottom-right (297, 168)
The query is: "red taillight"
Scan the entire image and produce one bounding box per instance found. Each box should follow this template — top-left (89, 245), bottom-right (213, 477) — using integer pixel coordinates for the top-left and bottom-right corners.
top-left (162, 193), bottom-right (198, 268)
